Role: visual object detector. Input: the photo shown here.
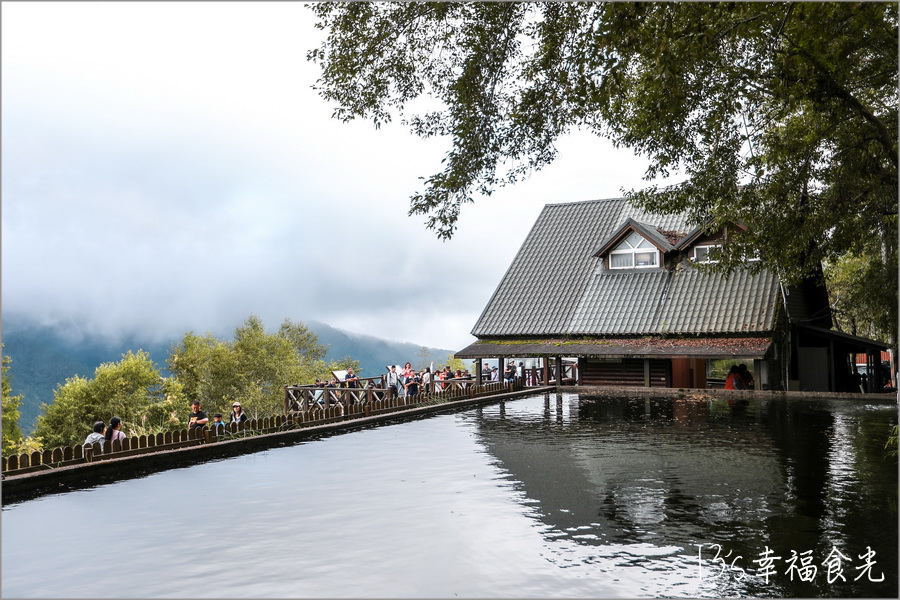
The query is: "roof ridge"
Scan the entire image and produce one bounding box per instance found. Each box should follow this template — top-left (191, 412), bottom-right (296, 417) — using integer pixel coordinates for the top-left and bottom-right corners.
top-left (544, 197), bottom-right (627, 208)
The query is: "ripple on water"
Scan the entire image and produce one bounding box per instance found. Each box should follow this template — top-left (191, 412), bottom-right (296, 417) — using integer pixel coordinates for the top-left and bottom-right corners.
top-left (1, 393), bottom-right (896, 598)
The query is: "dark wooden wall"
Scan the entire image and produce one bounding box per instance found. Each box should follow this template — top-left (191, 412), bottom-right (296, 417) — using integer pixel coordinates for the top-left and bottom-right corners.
top-left (579, 358), bottom-right (671, 387)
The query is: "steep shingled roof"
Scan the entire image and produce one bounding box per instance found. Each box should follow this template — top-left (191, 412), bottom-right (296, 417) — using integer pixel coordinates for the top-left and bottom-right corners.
top-left (470, 197), bottom-right (779, 338)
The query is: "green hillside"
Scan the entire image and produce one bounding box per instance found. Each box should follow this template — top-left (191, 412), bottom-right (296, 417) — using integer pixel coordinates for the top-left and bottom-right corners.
top-left (1, 315), bottom-right (455, 434)
top-left (2, 323), bottom-right (172, 434)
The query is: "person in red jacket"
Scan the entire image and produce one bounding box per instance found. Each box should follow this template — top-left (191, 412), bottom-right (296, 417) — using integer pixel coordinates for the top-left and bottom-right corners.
top-left (725, 365), bottom-right (743, 390)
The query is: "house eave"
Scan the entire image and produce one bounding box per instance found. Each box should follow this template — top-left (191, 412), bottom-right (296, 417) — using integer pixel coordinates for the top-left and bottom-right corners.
top-left (456, 336), bottom-right (773, 360)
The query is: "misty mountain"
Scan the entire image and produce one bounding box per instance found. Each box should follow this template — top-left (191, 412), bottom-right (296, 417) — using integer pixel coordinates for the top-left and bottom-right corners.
top-left (1, 315), bottom-right (454, 434)
top-left (306, 320), bottom-right (455, 377)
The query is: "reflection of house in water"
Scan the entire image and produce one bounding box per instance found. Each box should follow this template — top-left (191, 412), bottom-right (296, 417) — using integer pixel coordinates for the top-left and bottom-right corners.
top-left (468, 394), bottom-right (787, 547)
top-left (466, 393), bottom-right (897, 597)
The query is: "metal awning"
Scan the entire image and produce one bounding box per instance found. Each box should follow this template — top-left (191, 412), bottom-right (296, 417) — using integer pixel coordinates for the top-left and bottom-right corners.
top-left (456, 337), bottom-right (773, 360)
top-left (795, 324), bottom-right (889, 352)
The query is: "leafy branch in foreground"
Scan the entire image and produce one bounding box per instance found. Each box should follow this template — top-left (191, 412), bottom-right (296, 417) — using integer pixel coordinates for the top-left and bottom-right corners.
top-left (309, 2), bottom-right (897, 344)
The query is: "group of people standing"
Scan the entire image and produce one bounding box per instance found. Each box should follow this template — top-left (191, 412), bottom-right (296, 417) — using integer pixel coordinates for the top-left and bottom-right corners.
top-left (385, 362), bottom-right (466, 397)
top-left (83, 400), bottom-right (251, 449)
top-left (480, 361), bottom-right (525, 383)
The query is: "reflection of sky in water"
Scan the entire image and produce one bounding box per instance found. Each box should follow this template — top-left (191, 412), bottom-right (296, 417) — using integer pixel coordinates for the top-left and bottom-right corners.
top-left (820, 413), bottom-right (857, 549)
top-left (2, 393), bottom-right (897, 598)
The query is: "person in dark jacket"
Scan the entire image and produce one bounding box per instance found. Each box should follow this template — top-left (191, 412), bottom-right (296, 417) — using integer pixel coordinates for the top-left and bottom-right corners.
top-left (405, 371), bottom-right (420, 396)
top-left (504, 362), bottom-right (517, 383)
top-left (737, 364), bottom-right (754, 390)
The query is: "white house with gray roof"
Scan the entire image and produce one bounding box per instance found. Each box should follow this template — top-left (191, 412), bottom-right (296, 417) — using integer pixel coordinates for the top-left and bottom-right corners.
top-left (457, 197), bottom-right (888, 392)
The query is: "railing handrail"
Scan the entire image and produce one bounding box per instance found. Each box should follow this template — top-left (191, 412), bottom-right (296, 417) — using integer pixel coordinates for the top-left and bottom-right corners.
top-left (4, 380), bottom-right (526, 477)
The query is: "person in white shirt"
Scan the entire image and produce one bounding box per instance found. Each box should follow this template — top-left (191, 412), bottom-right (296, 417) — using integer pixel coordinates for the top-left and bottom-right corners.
top-left (421, 367), bottom-right (432, 393)
top-left (386, 365), bottom-right (402, 397)
top-left (83, 421), bottom-right (106, 449)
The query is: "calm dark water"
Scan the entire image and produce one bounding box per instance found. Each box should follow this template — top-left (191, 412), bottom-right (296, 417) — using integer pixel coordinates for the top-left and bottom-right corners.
top-left (2, 393), bottom-right (897, 598)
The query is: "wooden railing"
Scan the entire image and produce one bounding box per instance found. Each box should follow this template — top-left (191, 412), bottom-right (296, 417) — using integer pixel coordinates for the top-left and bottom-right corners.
top-left (480, 364), bottom-right (578, 387)
top-left (284, 378), bottom-right (519, 420)
top-left (1, 418), bottom-right (290, 477)
top-left (3, 379), bottom-right (527, 477)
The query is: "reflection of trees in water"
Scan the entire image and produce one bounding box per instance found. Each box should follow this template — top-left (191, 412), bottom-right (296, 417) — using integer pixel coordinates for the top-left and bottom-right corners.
top-left (762, 400), bottom-right (898, 597)
top-left (466, 394), bottom-right (897, 598)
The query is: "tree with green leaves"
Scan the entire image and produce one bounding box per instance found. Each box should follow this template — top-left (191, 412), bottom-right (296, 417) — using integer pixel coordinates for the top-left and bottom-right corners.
top-left (886, 425), bottom-right (898, 461)
top-left (825, 251), bottom-right (897, 343)
top-left (443, 354), bottom-right (468, 374)
top-left (415, 346), bottom-right (433, 371)
top-left (168, 315), bottom-right (357, 420)
top-left (33, 350), bottom-right (180, 449)
top-left (2, 346), bottom-right (25, 455)
top-left (28, 316), bottom-right (358, 450)
top-left (309, 2), bottom-right (897, 343)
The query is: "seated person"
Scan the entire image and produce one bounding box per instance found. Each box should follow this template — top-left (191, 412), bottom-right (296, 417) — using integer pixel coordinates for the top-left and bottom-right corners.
top-left (725, 365), bottom-right (746, 390)
top-left (737, 364), bottom-right (754, 389)
top-left (84, 421), bottom-right (106, 449)
top-left (230, 402), bottom-right (248, 424)
top-left (211, 413), bottom-right (227, 434)
top-left (188, 400), bottom-right (209, 430)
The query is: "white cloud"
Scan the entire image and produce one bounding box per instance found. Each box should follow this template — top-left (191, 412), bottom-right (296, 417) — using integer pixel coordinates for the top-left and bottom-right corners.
top-left (2, 2), bottom-right (673, 352)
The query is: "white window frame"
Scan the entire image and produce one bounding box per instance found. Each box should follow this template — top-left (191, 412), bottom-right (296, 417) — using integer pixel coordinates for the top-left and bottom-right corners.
top-left (608, 232), bottom-right (659, 269)
top-left (692, 244), bottom-right (722, 263)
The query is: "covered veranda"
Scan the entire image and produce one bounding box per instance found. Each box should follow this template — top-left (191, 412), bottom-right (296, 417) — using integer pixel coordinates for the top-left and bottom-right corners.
top-left (792, 324), bottom-right (893, 393)
top-left (456, 337), bottom-right (773, 390)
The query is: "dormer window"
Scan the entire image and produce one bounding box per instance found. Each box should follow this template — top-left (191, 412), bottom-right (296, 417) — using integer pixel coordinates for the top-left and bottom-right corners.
top-left (594, 219), bottom-right (672, 269)
top-left (693, 244), bottom-right (722, 263)
top-left (609, 232), bottom-right (659, 269)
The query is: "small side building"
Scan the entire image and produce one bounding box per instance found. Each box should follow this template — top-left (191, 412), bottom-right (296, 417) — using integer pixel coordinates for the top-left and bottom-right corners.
top-left (457, 198), bottom-right (888, 392)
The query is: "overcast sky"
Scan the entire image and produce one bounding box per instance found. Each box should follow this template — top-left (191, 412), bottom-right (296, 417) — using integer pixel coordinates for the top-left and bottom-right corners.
top-left (2, 2), bottom-right (674, 352)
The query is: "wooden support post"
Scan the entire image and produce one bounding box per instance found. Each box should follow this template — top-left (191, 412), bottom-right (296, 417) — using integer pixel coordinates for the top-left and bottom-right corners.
top-left (543, 358), bottom-right (550, 386)
top-left (872, 350), bottom-right (884, 393)
top-left (748, 359), bottom-right (759, 390)
top-left (644, 359), bottom-right (651, 387)
top-left (866, 352), bottom-right (874, 392)
top-left (828, 340), bottom-right (836, 393)
top-left (555, 356), bottom-right (563, 386)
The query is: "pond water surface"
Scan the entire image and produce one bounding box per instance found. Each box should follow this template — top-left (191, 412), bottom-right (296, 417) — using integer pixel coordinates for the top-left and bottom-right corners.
top-left (2, 392), bottom-right (897, 598)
